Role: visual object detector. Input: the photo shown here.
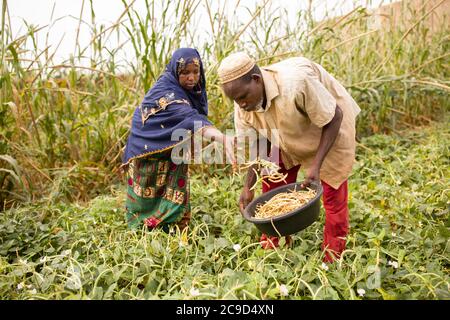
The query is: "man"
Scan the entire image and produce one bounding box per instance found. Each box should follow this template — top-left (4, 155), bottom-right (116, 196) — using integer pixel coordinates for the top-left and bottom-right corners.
top-left (217, 52), bottom-right (360, 262)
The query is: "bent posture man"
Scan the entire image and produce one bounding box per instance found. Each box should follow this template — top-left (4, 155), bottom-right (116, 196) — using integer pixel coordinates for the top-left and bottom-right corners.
top-left (218, 52), bottom-right (360, 262)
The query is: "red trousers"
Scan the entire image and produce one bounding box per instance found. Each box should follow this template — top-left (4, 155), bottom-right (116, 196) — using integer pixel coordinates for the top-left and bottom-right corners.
top-left (262, 153), bottom-right (349, 263)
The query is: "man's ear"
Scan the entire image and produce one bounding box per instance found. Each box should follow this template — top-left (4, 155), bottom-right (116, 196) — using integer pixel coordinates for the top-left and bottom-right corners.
top-left (251, 73), bottom-right (262, 82)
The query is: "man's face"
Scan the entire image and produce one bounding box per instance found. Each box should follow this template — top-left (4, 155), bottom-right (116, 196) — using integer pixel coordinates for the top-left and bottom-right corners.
top-left (222, 75), bottom-right (264, 112)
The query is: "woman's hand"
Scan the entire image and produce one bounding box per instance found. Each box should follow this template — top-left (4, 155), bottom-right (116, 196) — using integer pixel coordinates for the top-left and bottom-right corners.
top-left (201, 126), bottom-right (236, 165)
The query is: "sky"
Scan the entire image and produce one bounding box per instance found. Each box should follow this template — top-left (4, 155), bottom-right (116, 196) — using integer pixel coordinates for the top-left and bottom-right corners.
top-left (5, 0), bottom-right (396, 66)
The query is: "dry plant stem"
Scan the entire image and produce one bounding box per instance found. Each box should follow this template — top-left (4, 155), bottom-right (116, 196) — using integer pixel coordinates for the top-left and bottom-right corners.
top-left (241, 158), bottom-right (288, 191)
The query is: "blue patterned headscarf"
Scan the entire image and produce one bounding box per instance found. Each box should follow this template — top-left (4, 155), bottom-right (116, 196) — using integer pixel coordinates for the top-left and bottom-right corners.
top-left (122, 48), bottom-right (212, 165)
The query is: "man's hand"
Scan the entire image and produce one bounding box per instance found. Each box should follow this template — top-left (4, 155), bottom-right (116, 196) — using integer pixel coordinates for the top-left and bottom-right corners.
top-left (239, 187), bottom-right (254, 214)
top-left (300, 166), bottom-right (320, 189)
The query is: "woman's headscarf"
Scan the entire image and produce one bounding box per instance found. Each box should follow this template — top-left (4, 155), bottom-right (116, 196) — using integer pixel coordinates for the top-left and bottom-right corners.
top-left (122, 48), bottom-right (212, 165)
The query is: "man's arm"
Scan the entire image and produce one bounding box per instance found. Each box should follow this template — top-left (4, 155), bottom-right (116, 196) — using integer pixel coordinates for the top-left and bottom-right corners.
top-left (301, 104), bottom-right (343, 188)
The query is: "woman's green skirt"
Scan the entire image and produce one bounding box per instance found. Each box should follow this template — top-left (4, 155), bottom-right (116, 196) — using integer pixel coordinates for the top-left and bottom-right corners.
top-left (125, 151), bottom-right (190, 231)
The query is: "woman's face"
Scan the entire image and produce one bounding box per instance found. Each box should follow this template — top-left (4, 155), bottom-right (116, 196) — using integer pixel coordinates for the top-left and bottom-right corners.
top-left (178, 62), bottom-right (200, 91)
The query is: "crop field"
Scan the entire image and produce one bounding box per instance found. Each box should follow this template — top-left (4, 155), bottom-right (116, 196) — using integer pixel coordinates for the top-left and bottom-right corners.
top-left (1, 124), bottom-right (448, 300)
top-left (0, 0), bottom-right (449, 300)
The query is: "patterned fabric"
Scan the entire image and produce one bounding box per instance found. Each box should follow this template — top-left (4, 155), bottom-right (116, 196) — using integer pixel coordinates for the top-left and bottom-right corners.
top-left (125, 151), bottom-right (191, 231)
top-left (122, 48), bottom-right (211, 166)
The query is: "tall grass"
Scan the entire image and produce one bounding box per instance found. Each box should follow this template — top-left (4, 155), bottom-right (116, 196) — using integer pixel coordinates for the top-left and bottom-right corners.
top-left (0, 0), bottom-right (449, 207)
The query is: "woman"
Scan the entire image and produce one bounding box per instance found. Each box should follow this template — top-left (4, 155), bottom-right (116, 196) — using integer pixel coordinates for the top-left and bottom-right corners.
top-left (122, 48), bottom-right (234, 231)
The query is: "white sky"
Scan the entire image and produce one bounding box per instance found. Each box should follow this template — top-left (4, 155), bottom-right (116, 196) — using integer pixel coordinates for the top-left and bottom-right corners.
top-left (5, 0), bottom-right (396, 66)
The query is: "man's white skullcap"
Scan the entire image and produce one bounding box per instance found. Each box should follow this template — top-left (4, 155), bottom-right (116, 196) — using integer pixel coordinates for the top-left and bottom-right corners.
top-left (218, 52), bottom-right (256, 84)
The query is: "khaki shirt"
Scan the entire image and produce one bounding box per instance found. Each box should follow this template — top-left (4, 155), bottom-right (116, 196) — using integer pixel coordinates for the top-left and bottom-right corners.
top-left (234, 57), bottom-right (361, 189)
